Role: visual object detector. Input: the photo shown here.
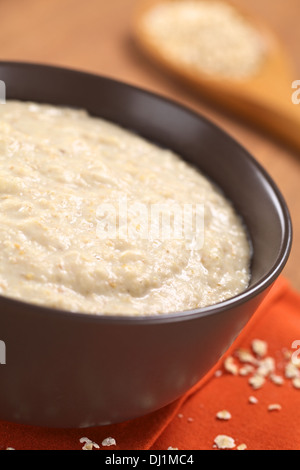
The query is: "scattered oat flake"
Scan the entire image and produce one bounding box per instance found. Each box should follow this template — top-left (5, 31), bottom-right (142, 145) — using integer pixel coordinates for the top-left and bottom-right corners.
top-left (285, 362), bottom-right (299, 379)
top-left (237, 444), bottom-right (247, 450)
top-left (252, 339), bottom-right (268, 358)
top-left (224, 356), bottom-right (238, 375)
top-left (236, 348), bottom-right (257, 365)
top-left (79, 437), bottom-right (100, 450)
top-left (187, 417), bottom-right (194, 423)
top-left (282, 348), bottom-right (292, 361)
top-left (214, 435), bottom-right (236, 450)
top-left (292, 377), bottom-right (300, 389)
top-left (249, 396), bottom-right (258, 404)
top-left (249, 374), bottom-right (265, 390)
top-left (216, 410), bottom-right (232, 421)
top-left (178, 413), bottom-right (184, 418)
top-left (239, 365), bottom-right (254, 376)
top-left (215, 370), bottom-right (222, 378)
top-left (293, 356), bottom-right (300, 368)
top-left (168, 446), bottom-right (179, 450)
top-left (268, 404), bottom-right (282, 412)
top-left (102, 437), bottom-right (116, 447)
top-left (6, 447), bottom-right (15, 450)
top-left (256, 357), bottom-right (275, 377)
top-left (270, 374), bottom-right (284, 386)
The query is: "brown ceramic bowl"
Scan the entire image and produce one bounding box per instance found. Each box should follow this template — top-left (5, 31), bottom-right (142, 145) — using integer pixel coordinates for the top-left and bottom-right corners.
top-left (0, 62), bottom-right (292, 428)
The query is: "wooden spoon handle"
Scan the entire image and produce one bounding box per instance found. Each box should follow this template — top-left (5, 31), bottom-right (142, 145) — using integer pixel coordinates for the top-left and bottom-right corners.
top-left (163, 73), bottom-right (300, 154)
top-left (225, 83), bottom-right (300, 153)
top-left (258, 101), bottom-right (300, 153)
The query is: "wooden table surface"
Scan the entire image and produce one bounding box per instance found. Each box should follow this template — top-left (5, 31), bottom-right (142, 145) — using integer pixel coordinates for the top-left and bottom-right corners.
top-left (0, 0), bottom-right (299, 289)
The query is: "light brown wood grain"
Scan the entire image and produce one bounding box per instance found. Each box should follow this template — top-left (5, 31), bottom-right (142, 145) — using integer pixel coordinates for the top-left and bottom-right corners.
top-left (0, 0), bottom-right (299, 289)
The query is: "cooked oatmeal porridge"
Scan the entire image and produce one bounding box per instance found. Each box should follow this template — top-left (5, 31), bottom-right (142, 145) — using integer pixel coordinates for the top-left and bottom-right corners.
top-left (0, 101), bottom-right (250, 315)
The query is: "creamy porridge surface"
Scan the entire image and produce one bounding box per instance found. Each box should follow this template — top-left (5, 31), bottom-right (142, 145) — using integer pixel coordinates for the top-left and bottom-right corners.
top-left (0, 101), bottom-right (250, 315)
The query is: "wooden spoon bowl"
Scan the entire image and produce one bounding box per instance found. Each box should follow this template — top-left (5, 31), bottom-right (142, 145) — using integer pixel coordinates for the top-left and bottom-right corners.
top-left (133, 0), bottom-right (300, 152)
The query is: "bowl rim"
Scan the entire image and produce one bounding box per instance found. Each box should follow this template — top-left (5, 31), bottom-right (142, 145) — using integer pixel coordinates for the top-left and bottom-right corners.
top-left (0, 60), bottom-right (293, 325)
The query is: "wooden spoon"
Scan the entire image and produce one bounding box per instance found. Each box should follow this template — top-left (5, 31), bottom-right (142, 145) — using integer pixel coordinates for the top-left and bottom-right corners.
top-left (132, 0), bottom-right (300, 152)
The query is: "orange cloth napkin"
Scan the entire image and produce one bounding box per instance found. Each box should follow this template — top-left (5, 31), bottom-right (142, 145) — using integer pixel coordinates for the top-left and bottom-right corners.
top-left (0, 277), bottom-right (299, 450)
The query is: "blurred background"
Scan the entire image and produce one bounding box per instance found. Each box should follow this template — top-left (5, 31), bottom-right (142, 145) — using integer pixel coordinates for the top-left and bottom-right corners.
top-left (0, 0), bottom-right (299, 288)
